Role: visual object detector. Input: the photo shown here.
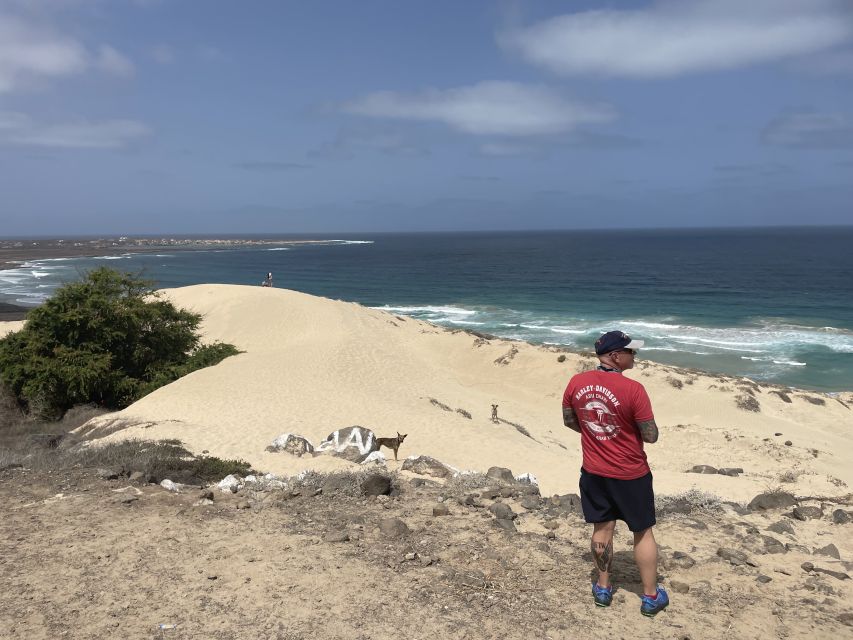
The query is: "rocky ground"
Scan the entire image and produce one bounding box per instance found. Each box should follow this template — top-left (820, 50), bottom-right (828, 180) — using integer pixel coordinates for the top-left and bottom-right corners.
top-left (1, 463), bottom-right (852, 640)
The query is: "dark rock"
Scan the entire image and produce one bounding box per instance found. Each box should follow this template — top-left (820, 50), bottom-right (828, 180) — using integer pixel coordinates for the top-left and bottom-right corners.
top-left (322, 475), bottom-right (354, 494)
top-left (401, 455), bottom-right (453, 478)
top-left (95, 468), bottom-right (121, 480)
top-left (767, 520), bottom-right (795, 535)
top-left (555, 493), bottom-right (583, 513)
top-left (520, 496), bottom-right (541, 511)
top-left (316, 426), bottom-right (377, 462)
top-left (814, 544), bottom-right (841, 560)
top-left (493, 518), bottom-right (517, 533)
top-left (838, 613), bottom-right (853, 627)
top-left (379, 518), bottom-right (409, 538)
top-left (488, 502), bottom-right (517, 520)
top-left (433, 504), bottom-right (450, 517)
top-left (688, 465), bottom-right (718, 474)
top-left (546, 531), bottom-right (556, 539)
top-left (718, 468), bottom-right (743, 477)
top-left (664, 551), bottom-right (696, 570)
top-left (787, 543), bottom-right (810, 553)
top-left (784, 440), bottom-right (793, 446)
top-left (499, 487), bottom-right (515, 499)
top-left (480, 487), bottom-right (501, 500)
top-left (775, 432), bottom-right (783, 436)
top-left (813, 567), bottom-right (850, 581)
top-left (802, 562), bottom-right (815, 572)
top-left (463, 494), bottom-right (484, 508)
top-left (669, 580), bottom-right (690, 594)
top-left (116, 494), bottom-right (138, 505)
top-left (792, 506), bottom-right (823, 521)
top-left (361, 474), bottom-right (392, 496)
top-left (748, 491), bottom-right (797, 512)
top-left (557, 354), bottom-right (566, 363)
top-left (832, 509), bottom-right (851, 525)
top-left (762, 536), bottom-right (787, 554)
top-left (542, 520), bottom-right (560, 530)
top-left (724, 501), bottom-right (752, 516)
top-left (324, 530), bottom-right (350, 543)
top-left (486, 466), bottom-right (515, 484)
top-left (265, 433), bottom-right (315, 457)
top-left (717, 548), bottom-right (749, 566)
top-left (757, 575), bottom-right (773, 584)
top-left (410, 478), bottom-right (428, 488)
top-left (198, 489), bottom-right (214, 501)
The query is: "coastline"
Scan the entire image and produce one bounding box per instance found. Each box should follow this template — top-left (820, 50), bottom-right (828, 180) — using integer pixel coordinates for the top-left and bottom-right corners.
top-left (0, 236), bottom-right (347, 271)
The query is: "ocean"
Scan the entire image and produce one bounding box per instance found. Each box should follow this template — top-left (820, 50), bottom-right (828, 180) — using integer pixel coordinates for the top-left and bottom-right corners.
top-left (1, 228), bottom-right (852, 392)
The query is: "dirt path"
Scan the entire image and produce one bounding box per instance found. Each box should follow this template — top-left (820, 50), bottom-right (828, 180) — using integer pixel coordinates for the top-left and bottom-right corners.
top-left (1, 467), bottom-right (851, 639)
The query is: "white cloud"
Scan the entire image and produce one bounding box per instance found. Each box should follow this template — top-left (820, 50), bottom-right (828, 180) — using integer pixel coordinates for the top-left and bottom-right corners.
top-left (0, 13), bottom-right (88, 91)
top-left (0, 13), bottom-right (134, 91)
top-left (762, 112), bottom-right (853, 148)
top-left (0, 111), bottom-right (150, 148)
top-left (95, 44), bottom-right (134, 77)
top-left (342, 81), bottom-right (616, 136)
top-left (499, 0), bottom-right (853, 78)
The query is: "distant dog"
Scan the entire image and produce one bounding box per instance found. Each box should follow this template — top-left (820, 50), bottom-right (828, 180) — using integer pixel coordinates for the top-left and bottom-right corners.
top-left (491, 404), bottom-right (499, 422)
top-left (376, 432), bottom-right (407, 460)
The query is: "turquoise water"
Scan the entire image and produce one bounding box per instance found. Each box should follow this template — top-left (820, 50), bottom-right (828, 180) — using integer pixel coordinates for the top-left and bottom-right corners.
top-left (1, 228), bottom-right (851, 391)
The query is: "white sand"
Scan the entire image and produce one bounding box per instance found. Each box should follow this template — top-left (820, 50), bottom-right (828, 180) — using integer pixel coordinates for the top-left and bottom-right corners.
top-left (0, 320), bottom-right (24, 337)
top-left (76, 284), bottom-right (853, 502)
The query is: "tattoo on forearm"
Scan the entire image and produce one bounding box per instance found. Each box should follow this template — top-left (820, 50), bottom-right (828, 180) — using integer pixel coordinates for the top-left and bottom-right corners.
top-left (638, 419), bottom-right (659, 443)
top-left (563, 406), bottom-right (581, 432)
top-left (592, 540), bottom-right (613, 573)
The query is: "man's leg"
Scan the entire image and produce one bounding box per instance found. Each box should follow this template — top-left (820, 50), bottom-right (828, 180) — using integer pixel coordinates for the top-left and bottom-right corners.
top-left (591, 520), bottom-right (616, 587)
top-left (633, 526), bottom-right (658, 595)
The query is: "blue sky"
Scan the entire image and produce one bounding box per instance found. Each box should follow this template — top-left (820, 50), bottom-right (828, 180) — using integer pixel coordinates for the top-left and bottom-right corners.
top-left (1, 0), bottom-right (852, 235)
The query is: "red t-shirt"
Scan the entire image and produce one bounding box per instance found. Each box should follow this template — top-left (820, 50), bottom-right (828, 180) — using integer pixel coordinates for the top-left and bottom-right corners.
top-left (563, 369), bottom-right (654, 480)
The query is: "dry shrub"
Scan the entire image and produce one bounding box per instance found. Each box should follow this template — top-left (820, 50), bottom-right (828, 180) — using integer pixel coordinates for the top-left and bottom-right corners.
top-left (735, 394), bottom-right (761, 412)
top-left (769, 390), bottom-right (793, 403)
top-left (656, 489), bottom-right (723, 516)
top-left (557, 355), bottom-right (566, 363)
top-left (800, 395), bottom-right (826, 406)
top-left (444, 472), bottom-right (490, 494)
top-left (429, 398), bottom-right (452, 412)
top-left (666, 377), bottom-right (684, 389)
top-left (779, 469), bottom-right (800, 483)
top-left (456, 408), bottom-right (472, 419)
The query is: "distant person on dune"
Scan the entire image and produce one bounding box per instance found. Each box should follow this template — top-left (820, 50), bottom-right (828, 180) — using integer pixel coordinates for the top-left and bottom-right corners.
top-left (262, 272), bottom-right (273, 287)
top-left (562, 330), bottom-right (669, 617)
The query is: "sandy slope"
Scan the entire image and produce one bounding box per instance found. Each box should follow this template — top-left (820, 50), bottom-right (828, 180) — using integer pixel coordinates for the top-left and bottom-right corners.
top-left (75, 284), bottom-right (853, 503)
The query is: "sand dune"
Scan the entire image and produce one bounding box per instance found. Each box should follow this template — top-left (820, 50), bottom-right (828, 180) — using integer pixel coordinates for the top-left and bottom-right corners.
top-left (71, 284), bottom-right (853, 502)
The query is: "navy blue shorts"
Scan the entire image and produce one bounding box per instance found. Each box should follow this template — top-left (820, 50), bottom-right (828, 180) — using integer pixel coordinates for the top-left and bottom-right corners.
top-left (579, 468), bottom-right (656, 533)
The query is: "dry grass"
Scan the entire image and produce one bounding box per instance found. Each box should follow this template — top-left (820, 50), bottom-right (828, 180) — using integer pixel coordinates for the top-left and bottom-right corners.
top-left (735, 394), bottom-right (761, 412)
top-left (656, 488), bottom-right (724, 516)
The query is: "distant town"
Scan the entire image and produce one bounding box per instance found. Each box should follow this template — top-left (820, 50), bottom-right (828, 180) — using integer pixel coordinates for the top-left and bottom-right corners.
top-left (0, 236), bottom-right (334, 269)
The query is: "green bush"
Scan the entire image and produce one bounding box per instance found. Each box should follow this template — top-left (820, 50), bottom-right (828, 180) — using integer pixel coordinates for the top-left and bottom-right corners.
top-left (0, 267), bottom-right (239, 419)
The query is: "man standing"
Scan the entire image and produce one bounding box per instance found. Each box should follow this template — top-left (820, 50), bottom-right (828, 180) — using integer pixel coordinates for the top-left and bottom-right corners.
top-left (562, 330), bottom-right (669, 617)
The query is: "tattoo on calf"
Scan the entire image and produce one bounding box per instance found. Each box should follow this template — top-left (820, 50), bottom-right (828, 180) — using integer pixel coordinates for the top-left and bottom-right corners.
top-left (592, 540), bottom-right (613, 573)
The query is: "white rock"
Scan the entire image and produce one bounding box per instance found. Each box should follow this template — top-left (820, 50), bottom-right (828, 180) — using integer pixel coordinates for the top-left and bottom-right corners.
top-left (160, 479), bottom-right (180, 492)
top-left (269, 433), bottom-right (292, 449)
top-left (515, 472), bottom-right (539, 486)
top-left (244, 475), bottom-right (258, 483)
top-left (361, 451), bottom-right (387, 465)
top-left (217, 474), bottom-right (241, 492)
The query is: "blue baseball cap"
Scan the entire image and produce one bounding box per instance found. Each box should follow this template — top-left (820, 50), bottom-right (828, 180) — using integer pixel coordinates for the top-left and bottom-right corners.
top-left (595, 330), bottom-right (644, 355)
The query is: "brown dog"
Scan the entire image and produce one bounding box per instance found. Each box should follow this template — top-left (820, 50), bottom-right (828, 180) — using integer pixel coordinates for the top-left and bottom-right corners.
top-left (376, 432), bottom-right (407, 461)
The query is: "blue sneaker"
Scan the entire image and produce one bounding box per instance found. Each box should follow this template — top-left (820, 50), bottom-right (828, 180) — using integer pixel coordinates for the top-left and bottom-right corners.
top-left (640, 587), bottom-right (669, 617)
top-left (592, 582), bottom-right (612, 607)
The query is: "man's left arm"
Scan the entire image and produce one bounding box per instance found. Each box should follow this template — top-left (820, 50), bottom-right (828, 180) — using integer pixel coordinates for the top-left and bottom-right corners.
top-left (563, 406), bottom-right (581, 433)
